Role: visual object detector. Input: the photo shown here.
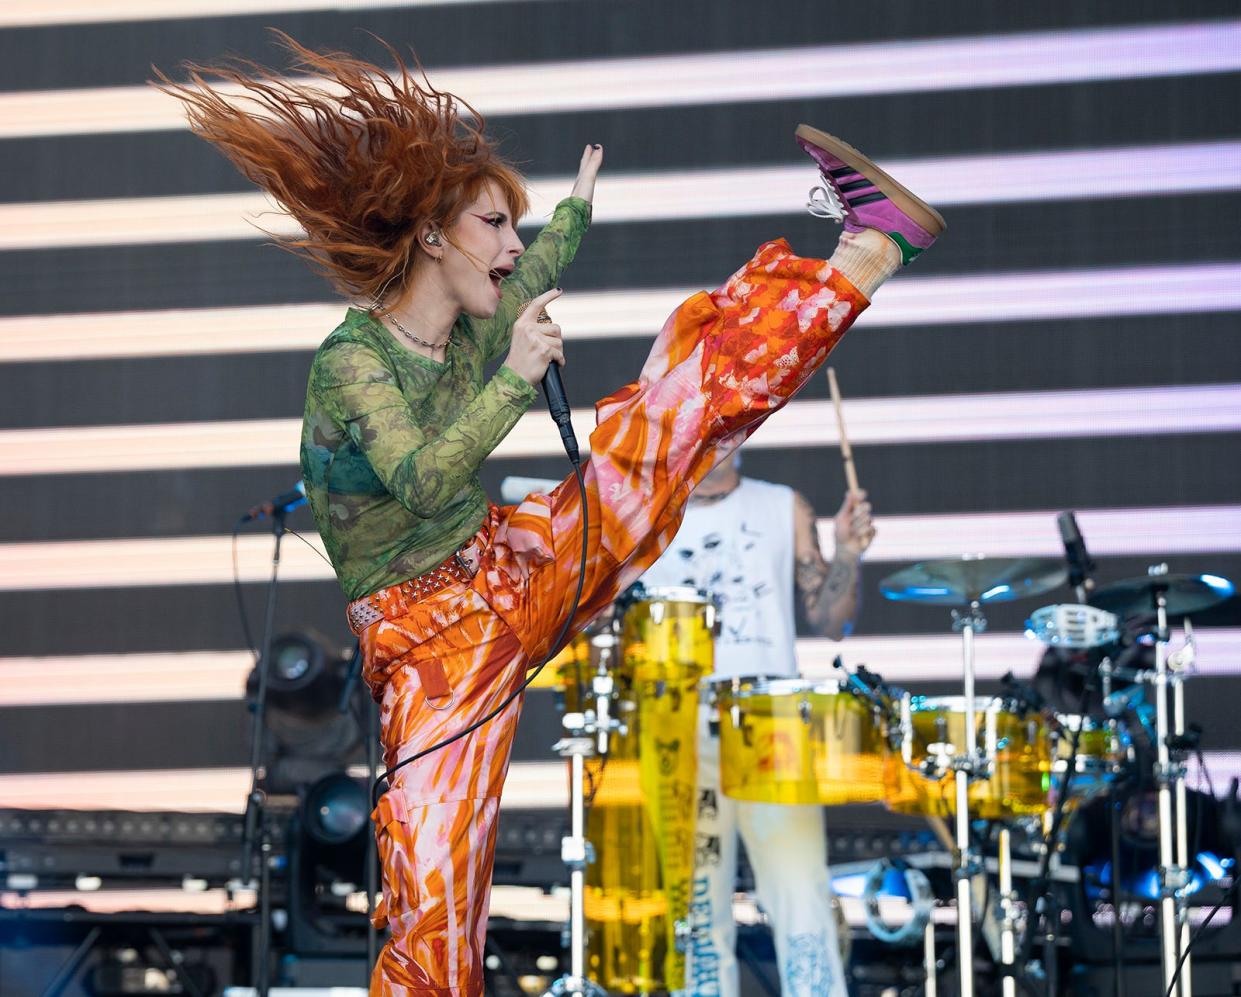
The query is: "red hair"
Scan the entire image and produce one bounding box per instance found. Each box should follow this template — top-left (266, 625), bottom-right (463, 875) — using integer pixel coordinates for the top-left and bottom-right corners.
top-left (153, 32), bottom-right (529, 304)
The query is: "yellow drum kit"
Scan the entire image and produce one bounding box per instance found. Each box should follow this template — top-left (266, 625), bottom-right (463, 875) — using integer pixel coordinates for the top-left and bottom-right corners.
top-left (538, 558), bottom-right (1233, 997)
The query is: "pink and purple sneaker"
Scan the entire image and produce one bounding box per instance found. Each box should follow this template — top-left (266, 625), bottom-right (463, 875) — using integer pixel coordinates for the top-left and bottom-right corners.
top-left (795, 124), bottom-right (945, 266)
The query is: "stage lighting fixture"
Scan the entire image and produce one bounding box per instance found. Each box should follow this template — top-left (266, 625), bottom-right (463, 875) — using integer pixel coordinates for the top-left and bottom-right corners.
top-left (285, 772), bottom-right (372, 957)
top-left (246, 630), bottom-right (362, 795)
top-left (304, 772), bottom-right (370, 849)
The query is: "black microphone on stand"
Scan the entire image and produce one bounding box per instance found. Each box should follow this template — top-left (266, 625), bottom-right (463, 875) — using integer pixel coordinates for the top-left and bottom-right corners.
top-left (242, 481), bottom-right (307, 522)
top-left (1057, 510), bottom-right (1096, 603)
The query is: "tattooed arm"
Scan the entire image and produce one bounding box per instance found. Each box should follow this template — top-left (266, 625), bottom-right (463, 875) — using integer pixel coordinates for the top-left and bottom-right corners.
top-left (793, 489), bottom-right (875, 641)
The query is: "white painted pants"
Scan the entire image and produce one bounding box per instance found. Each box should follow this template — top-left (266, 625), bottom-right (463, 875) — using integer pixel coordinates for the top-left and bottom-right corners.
top-left (684, 706), bottom-right (848, 997)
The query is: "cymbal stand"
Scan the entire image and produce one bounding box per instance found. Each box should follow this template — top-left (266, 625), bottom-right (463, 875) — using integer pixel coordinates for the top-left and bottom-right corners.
top-left (1099, 657), bottom-right (1127, 997)
top-left (1171, 618), bottom-right (1197, 995)
top-left (997, 827), bottom-right (1018, 997)
top-left (1148, 567), bottom-right (1190, 996)
top-left (544, 662), bottom-right (621, 997)
top-left (949, 600), bottom-right (987, 997)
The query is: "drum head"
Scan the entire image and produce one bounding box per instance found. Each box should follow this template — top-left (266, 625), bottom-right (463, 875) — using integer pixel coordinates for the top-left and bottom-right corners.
top-left (628, 584), bottom-right (714, 606)
top-left (711, 675), bottom-right (847, 698)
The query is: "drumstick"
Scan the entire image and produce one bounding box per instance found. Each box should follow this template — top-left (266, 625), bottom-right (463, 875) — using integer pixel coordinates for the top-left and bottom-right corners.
top-left (826, 367), bottom-right (861, 494)
top-left (926, 815), bottom-right (956, 853)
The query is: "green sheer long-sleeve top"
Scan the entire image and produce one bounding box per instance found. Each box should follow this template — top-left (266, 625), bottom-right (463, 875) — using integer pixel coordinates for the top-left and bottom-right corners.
top-left (300, 197), bottom-right (591, 601)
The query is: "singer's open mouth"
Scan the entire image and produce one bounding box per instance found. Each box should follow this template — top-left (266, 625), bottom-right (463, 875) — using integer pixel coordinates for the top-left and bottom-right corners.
top-left (488, 266), bottom-right (512, 294)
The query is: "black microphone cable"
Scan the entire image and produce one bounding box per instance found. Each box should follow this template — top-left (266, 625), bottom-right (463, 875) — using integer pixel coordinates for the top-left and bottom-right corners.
top-left (371, 455), bottom-right (589, 805)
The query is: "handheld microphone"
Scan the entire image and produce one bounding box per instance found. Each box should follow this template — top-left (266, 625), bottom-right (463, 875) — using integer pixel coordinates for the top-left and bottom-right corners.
top-left (1056, 511), bottom-right (1095, 601)
top-left (538, 306), bottom-right (580, 464)
top-left (243, 481), bottom-right (307, 522)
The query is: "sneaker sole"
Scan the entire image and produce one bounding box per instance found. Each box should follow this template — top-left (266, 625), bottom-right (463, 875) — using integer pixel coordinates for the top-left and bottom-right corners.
top-left (795, 124), bottom-right (947, 236)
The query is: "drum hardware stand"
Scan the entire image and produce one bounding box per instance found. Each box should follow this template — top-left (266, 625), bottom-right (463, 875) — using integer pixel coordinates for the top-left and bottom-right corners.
top-left (923, 919), bottom-right (938, 997)
top-left (544, 666), bottom-right (622, 997)
top-left (1143, 566), bottom-right (1194, 997)
top-left (1098, 657), bottom-right (1128, 997)
top-left (1172, 621), bottom-right (1197, 997)
top-left (949, 599), bottom-right (987, 997)
top-left (997, 827), bottom-right (1019, 997)
top-left (1150, 569), bottom-right (1189, 995)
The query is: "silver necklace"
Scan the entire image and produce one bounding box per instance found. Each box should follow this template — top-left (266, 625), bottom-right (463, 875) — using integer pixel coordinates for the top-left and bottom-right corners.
top-left (380, 310), bottom-right (452, 350)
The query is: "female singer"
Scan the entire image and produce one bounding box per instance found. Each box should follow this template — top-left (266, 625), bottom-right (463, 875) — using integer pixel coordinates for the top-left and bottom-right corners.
top-left (159, 35), bottom-right (942, 995)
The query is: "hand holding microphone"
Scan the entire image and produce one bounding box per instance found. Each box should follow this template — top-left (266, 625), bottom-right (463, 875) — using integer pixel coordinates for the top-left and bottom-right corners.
top-left (505, 288), bottom-right (580, 464)
top-left (505, 288), bottom-right (565, 387)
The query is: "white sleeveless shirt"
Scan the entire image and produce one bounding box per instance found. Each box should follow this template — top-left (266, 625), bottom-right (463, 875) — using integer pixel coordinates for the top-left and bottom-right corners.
top-left (639, 477), bottom-right (798, 678)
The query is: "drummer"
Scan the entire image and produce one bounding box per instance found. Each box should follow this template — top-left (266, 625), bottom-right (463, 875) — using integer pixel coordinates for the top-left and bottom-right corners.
top-left (636, 451), bottom-right (874, 997)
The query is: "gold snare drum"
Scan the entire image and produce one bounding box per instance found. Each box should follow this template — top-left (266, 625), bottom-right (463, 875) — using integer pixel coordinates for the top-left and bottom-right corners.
top-left (883, 696), bottom-right (1051, 819)
top-left (580, 586), bottom-right (714, 995)
top-left (712, 676), bottom-right (887, 806)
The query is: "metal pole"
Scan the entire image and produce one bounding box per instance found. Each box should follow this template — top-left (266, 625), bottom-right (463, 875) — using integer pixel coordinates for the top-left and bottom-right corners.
top-left (924, 920), bottom-right (938, 997)
top-left (569, 750), bottom-right (587, 983)
top-left (1151, 582), bottom-right (1181, 995)
top-left (952, 602), bottom-right (982, 997)
top-left (998, 828), bottom-right (1016, 997)
top-left (1172, 663), bottom-right (1193, 997)
top-left (545, 727), bottom-right (606, 997)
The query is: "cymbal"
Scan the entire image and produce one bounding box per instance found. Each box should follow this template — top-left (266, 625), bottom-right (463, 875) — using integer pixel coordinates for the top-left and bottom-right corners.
top-left (880, 555), bottom-right (1068, 606)
top-left (1090, 572), bottom-right (1235, 619)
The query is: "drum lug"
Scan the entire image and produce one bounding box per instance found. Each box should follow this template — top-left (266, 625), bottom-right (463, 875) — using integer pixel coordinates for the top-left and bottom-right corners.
top-left (673, 917), bottom-right (692, 954)
top-left (798, 698), bottom-right (812, 725)
top-left (560, 835), bottom-right (594, 871)
top-left (704, 599), bottom-right (722, 637)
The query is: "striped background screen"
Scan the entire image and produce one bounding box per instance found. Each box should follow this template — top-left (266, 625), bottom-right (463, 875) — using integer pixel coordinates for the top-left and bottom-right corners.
top-left (1, 0), bottom-right (1238, 851)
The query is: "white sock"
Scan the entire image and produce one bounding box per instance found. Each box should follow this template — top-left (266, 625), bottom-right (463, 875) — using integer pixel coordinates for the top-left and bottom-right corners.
top-left (828, 228), bottom-right (901, 298)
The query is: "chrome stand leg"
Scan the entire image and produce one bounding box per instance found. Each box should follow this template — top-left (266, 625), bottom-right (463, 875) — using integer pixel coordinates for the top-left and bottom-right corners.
top-left (950, 602), bottom-right (985, 997)
top-left (1150, 580), bottom-right (1186, 996)
top-left (1172, 665), bottom-right (1193, 996)
top-left (998, 827), bottom-right (1017, 997)
top-left (544, 737), bottom-right (607, 997)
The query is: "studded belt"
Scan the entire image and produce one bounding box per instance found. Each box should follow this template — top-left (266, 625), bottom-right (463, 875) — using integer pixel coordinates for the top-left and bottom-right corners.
top-left (346, 537), bottom-right (483, 636)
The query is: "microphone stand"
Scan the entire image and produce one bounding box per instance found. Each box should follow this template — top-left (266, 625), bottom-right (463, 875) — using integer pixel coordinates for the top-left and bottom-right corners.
top-left (241, 506), bottom-right (289, 997)
top-left (338, 642), bottom-right (382, 981)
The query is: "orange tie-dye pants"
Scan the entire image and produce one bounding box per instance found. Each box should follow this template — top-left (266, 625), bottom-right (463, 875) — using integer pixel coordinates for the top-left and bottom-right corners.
top-left (358, 239), bottom-right (869, 995)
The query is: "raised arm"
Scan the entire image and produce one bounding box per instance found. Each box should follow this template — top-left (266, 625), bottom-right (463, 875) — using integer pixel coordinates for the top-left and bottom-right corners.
top-left (318, 339), bottom-right (537, 519)
top-left (794, 489), bottom-right (875, 641)
top-left (474, 145), bottom-right (602, 360)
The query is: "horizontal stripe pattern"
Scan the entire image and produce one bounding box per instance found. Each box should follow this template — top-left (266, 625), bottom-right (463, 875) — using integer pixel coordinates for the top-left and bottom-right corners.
top-left (0, 0), bottom-right (518, 29)
top-left (2, 22), bottom-right (1239, 138)
top-left (3, 752), bottom-right (1238, 813)
top-left (1, 506), bottom-right (1236, 591)
top-left (2, 6), bottom-right (1238, 841)
top-left (6, 142), bottom-right (1240, 249)
top-left (4, 383), bottom-right (1238, 476)
top-left (5, 261), bottom-right (1241, 361)
top-left (2, 555), bottom-right (1235, 657)
top-left (6, 629), bottom-right (1238, 706)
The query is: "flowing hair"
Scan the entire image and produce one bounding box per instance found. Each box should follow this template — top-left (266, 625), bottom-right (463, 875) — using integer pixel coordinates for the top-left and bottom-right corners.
top-left (152, 32), bottom-right (530, 306)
